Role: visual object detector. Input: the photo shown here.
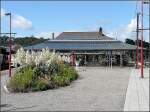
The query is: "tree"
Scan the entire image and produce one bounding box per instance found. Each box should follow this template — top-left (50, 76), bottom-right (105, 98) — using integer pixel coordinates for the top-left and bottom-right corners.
top-left (125, 38), bottom-right (135, 45)
top-left (0, 35), bottom-right (48, 47)
top-left (125, 38), bottom-right (149, 61)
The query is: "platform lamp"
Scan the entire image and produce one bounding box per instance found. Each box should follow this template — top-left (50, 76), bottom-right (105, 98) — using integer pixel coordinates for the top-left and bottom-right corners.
top-left (5, 12), bottom-right (12, 78)
top-left (140, 0), bottom-right (150, 78)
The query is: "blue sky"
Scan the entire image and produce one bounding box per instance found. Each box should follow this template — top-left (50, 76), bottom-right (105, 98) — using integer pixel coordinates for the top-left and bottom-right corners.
top-left (1, 1), bottom-right (149, 41)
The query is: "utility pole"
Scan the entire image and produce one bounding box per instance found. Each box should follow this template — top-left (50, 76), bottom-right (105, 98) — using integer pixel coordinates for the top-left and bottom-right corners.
top-left (136, 13), bottom-right (140, 68)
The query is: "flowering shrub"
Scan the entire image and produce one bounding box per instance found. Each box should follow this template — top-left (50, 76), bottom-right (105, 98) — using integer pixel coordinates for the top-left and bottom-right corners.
top-left (12, 48), bottom-right (26, 66)
top-left (8, 48), bottom-right (78, 92)
top-left (12, 48), bottom-right (71, 67)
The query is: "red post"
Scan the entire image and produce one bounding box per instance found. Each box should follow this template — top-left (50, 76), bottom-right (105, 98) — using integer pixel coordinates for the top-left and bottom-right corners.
top-left (140, 0), bottom-right (144, 78)
top-left (72, 51), bottom-right (76, 66)
top-left (74, 52), bottom-right (76, 65)
top-left (72, 51), bottom-right (74, 66)
top-left (136, 13), bottom-right (139, 68)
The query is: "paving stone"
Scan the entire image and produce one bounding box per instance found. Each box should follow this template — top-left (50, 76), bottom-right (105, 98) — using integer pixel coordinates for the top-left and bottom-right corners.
top-left (124, 68), bottom-right (149, 111)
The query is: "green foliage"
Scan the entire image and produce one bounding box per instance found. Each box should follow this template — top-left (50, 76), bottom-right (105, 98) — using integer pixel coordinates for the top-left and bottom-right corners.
top-left (63, 66), bottom-right (78, 81)
top-left (14, 37), bottom-right (48, 47)
top-left (125, 38), bottom-right (149, 49)
top-left (7, 65), bottom-right (36, 92)
top-left (125, 38), bottom-right (135, 45)
top-left (57, 63), bottom-right (65, 74)
top-left (34, 61), bottom-right (59, 78)
top-left (48, 61), bottom-right (59, 75)
top-left (34, 65), bottom-right (50, 78)
top-left (0, 35), bottom-right (48, 47)
top-left (53, 65), bottom-right (78, 87)
top-left (7, 63), bottom-right (78, 93)
top-left (125, 38), bottom-right (149, 60)
top-left (33, 78), bottom-right (55, 91)
top-left (52, 75), bottom-right (70, 87)
top-left (35, 79), bottom-right (48, 91)
top-left (0, 35), bottom-right (9, 46)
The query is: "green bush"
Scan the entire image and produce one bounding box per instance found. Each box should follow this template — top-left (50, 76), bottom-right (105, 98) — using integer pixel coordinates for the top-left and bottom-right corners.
top-left (34, 65), bottom-right (49, 78)
top-left (52, 65), bottom-right (78, 87)
top-left (48, 61), bottom-right (59, 75)
top-left (33, 77), bottom-right (55, 91)
top-left (7, 66), bottom-right (36, 92)
top-left (7, 63), bottom-right (78, 93)
top-left (34, 79), bottom-right (49, 91)
top-left (52, 75), bottom-right (70, 87)
top-left (64, 66), bottom-right (78, 81)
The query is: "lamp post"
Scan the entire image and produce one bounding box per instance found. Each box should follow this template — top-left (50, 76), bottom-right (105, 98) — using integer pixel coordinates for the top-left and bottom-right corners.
top-left (140, 0), bottom-right (144, 78)
top-left (140, 0), bottom-right (150, 78)
top-left (5, 12), bottom-right (12, 77)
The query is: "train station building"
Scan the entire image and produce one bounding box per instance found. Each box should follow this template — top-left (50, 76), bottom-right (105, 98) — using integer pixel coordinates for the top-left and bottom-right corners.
top-left (26, 27), bottom-right (139, 67)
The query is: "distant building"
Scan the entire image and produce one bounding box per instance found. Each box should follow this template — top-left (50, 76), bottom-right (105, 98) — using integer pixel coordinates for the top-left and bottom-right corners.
top-left (25, 27), bottom-right (140, 66)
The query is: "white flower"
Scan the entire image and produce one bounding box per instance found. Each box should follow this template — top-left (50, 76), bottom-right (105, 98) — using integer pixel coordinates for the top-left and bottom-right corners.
top-left (25, 50), bottom-right (32, 65)
top-left (15, 47), bottom-right (26, 65)
top-left (67, 56), bottom-right (71, 63)
top-left (58, 55), bottom-right (62, 60)
top-left (46, 59), bottom-right (52, 66)
top-left (12, 55), bottom-right (18, 67)
top-left (35, 56), bottom-right (40, 66)
top-left (13, 48), bottom-right (70, 67)
top-left (61, 55), bottom-right (66, 62)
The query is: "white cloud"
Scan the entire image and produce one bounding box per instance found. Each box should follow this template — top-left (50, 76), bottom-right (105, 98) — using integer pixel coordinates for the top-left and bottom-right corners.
top-left (1, 8), bottom-right (32, 30)
top-left (127, 18), bottom-right (137, 32)
top-left (36, 31), bottom-right (61, 39)
top-left (12, 15), bottom-right (32, 30)
top-left (107, 18), bottom-right (137, 41)
top-left (0, 8), bottom-right (6, 18)
top-left (107, 18), bottom-right (149, 42)
top-left (144, 30), bottom-right (149, 42)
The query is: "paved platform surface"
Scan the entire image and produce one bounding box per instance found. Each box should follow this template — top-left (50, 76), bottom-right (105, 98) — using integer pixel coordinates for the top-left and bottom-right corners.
top-left (1, 67), bottom-right (130, 111)
top-left (124, 68), bottom-right (149, 111)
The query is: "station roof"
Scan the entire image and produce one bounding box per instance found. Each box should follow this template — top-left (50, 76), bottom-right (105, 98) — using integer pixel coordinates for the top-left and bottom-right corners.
top-left (25, 28), bottom-right (138, 51)
top-left (25, 40), bottom-right (137, 50)
top-left (55, 32), bottom-right (114, 40)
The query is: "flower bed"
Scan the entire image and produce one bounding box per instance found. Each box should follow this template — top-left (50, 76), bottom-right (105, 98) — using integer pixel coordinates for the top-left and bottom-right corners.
top-left (7, 48), bottom-right (78, 93)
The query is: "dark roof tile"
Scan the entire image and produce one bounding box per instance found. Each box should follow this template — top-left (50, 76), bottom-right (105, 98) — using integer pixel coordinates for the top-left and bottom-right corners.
top-left (55, 32), bottom-right (114, 40)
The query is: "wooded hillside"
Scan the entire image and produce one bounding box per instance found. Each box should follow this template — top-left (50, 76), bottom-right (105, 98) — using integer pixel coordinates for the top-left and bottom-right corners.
top-left (0, 35), bottom-right (48, 47)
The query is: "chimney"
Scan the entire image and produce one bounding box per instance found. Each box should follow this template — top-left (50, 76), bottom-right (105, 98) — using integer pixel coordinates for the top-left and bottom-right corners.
top-left (52, 33), bottom-right (54, 40)
top-left (99, 27), bottom-right (103, 36)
